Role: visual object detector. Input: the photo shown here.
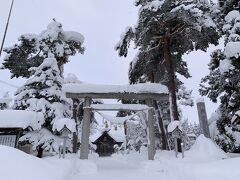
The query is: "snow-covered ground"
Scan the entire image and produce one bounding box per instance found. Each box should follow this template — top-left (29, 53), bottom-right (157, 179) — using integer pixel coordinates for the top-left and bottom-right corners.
top-left (1, 135), bottom-right (240, 180)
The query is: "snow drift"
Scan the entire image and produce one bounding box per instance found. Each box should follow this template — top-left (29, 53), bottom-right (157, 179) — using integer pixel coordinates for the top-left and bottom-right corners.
top-left (186, 134), bottom-right (228, 160)
top-left (0, 145), bottom-right (71, 180)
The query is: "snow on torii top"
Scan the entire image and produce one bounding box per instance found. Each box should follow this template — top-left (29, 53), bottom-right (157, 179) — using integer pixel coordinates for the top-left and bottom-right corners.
top-left (63, 74), bottom-right (168, 95)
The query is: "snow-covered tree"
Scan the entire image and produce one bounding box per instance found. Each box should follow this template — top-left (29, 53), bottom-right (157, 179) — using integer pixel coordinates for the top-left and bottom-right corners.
top-left (14, 58), bottom-right (71, 157)
top-left (126, 120), bottom-right (147, 151)
top-left (116, 0), bottom-right (219, 122)
top-left (116, 0), bottom-right (219, 150)
top-left (14, 58), bottom-right (71, 130)
top-left (2, 19), bottom-right (85, 78)
top-left (200, 3), bottom-right (240, 152)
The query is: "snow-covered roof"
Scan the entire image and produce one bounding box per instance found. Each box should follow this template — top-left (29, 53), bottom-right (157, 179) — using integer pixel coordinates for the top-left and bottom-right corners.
top-left (63, 82), bottom-right (168, 94)
top-left (0, 110), bottom-right (44, 130)
top-left (90, 127), bottom-right (125, 143)
top-left (52, 118), bottom-right (76, 133)
top-left (167, 121), bottom-right (182, 133)
top-left (91, 104), bottom-right (150, 111)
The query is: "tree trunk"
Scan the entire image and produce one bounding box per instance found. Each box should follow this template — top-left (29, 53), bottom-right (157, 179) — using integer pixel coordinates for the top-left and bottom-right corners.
top-left (163, 36), bottom-right (179, 121)
top-left (72, 99), bottom-right (79, 153)
top-left (153, 100), bottom-right (168, 150)
top-left (163, 35), bottom-right (182, 152)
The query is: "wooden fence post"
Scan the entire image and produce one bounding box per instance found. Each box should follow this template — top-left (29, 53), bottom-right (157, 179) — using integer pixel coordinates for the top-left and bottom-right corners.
top-left (80, 97), bottom-right (92, 159)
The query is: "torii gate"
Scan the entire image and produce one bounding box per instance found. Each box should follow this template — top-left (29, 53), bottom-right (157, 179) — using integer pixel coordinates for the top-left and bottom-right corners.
top-left (63, 83), bottom-right (169, 160)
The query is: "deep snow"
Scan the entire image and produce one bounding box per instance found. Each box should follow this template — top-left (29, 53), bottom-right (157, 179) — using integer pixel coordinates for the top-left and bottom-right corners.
top-left (1, 135), bottom-right (240, 180)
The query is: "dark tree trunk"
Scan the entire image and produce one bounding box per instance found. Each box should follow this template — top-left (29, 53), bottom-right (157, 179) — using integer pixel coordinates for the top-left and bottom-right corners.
top-left (163, 35), bottom-right (182, 152)
top-left (153, 100), bottom-right (168, 150)
top-left (149, 71), bottom-right (168, 150)
top-left (163, 36), bottom-right (179, 121)
top-left (72, 99), bottom-right (79, 153)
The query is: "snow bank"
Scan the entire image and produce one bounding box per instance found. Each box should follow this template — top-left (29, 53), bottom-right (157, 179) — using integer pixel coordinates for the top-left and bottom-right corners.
top-left (0, 145), bottom-right (70, 180)
top-left (186, 134), bottom-right (227, 160)
top-left (0, 110), bottom-right (44, 130)
top-left (52, 118), bottom-right (76, 133)
top-left (63, 82), bottom-right (168, 94)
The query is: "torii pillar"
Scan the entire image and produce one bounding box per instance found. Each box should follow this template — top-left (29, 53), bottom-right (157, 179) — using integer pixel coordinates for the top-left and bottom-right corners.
top-left (80, 97), bottom-right (92, 159)
top-left (146, 100), bottom-right (155, 160)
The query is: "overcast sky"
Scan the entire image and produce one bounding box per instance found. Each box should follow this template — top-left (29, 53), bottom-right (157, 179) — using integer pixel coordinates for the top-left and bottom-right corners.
top-left (0, 0), bottom-right (221, 123)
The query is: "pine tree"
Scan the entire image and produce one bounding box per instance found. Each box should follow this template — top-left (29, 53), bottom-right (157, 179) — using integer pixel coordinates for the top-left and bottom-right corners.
top-left (200, 2), bottom-right (240, 152)
top-left (15, 58), bottom-right (71, 157)
top-left (116, 0), bottom-right (218, 121)
top-left (2, 19), bottom-right (85, 78)
top-left (116, 0), bottom-right (219, 149)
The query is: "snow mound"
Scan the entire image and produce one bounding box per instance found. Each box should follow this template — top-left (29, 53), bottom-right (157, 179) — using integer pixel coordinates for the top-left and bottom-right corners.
top-left (0, 145), bottom-right (68, 180)
top-left (186, 135), bottom-right (228, 160)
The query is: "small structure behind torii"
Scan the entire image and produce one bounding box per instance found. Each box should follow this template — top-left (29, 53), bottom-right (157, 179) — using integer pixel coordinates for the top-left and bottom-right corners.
top-left (63, 82), bottom-right (169, 160)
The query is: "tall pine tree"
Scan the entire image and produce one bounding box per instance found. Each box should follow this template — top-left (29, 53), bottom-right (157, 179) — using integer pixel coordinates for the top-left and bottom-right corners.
top-left (116, 0), bottom-right (219, 149)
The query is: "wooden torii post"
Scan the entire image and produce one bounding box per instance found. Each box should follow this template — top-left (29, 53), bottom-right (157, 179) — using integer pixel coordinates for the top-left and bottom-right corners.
top-left (64, 83), bottom-right (169, 160)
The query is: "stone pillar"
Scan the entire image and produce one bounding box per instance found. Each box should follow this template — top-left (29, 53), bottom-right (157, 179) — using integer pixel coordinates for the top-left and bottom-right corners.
top-left (80, 97), bottom-right (92, 159)
top-left (196, 98), bottom-right (210, 138)
top-left (146, 100), bottom-right (155, 160)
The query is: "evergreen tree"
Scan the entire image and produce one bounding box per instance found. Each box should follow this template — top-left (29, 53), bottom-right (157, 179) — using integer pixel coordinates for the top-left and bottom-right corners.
top-left (200, 2), bottom-right (240, 152)
top-left (2, 19), bottom-right (85, 78)
top-left (15, 58), bottom-right (71, 157)
top-left (116, 0), bottom-right (219, 149)
top-left (116, 0), bottom-right (218, 121)
top-left (14, 58), bottom-right (71, 130)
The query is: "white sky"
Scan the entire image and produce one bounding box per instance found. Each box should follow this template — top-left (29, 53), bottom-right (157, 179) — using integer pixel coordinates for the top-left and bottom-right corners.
top-left (0, 0), bottom-right (221, 123)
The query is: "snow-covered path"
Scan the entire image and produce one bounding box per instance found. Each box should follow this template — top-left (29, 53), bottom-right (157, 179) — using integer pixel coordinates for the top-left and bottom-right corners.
top-left (65, 152), bottom-right (190, 180)
top-left (1, 137), bottom-right (240, 180)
